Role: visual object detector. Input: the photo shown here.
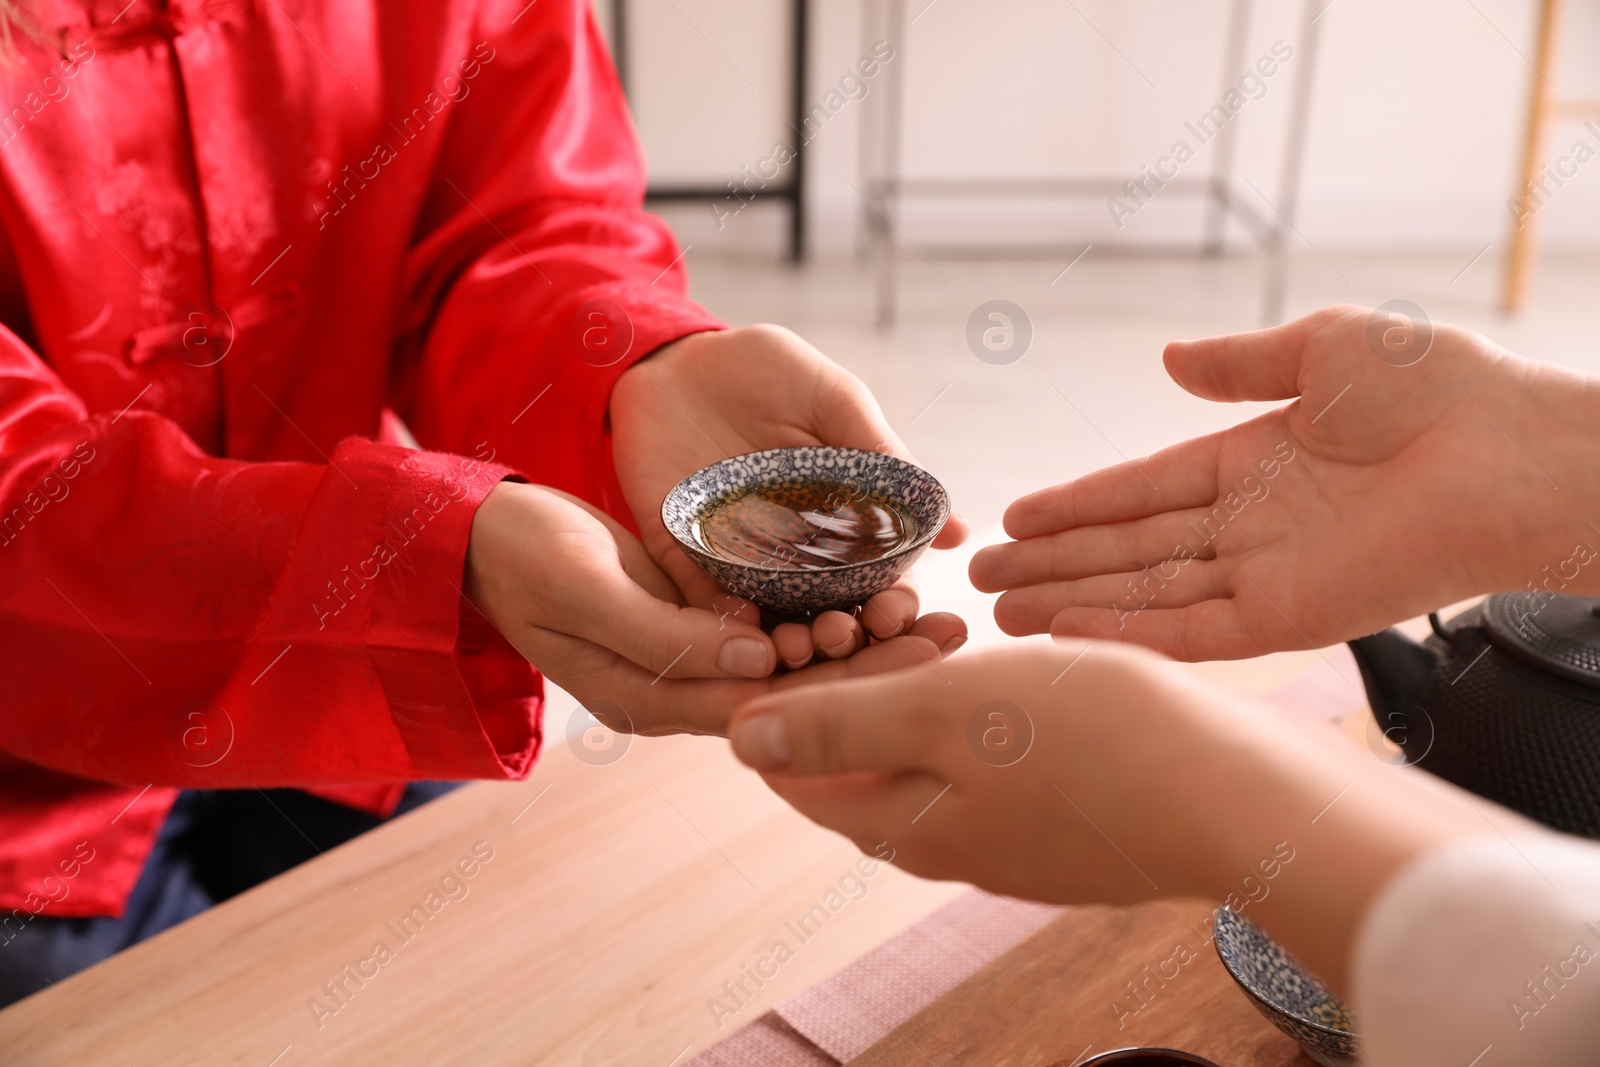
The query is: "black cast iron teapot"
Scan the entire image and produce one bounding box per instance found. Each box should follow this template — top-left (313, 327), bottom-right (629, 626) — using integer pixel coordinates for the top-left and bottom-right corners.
top-left (1349, 591), bottom-right (1600, 838)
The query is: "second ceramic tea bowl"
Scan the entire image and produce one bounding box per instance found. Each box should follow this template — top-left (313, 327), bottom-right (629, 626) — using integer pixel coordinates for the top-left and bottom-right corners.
top-left (661, 446), bottom-right (950, 615)
top-left (1059, 1051), bottom-right (1221, 1067)
top-left (1212, 906), bottom-right (1360, 1067)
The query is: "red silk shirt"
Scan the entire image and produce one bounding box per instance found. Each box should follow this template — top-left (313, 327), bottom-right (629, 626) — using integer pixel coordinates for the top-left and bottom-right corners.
top-left (0, 0), bottom-right (721, 919)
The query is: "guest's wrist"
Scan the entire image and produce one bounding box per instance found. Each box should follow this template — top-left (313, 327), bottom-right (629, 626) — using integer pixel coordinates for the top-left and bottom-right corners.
top-left (1123, 669), bottom-right (1318, 904)
top-left (1198, 713), bottom-right (1498, 995)
top-left (1496, 360), bottom-right (1600, 595)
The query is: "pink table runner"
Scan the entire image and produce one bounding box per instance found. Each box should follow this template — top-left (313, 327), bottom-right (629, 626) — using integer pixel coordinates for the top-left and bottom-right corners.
top-left (689, 652), bottom-right (1368, 1066)
top-left (687, 891), bottom-right (1062, 1067)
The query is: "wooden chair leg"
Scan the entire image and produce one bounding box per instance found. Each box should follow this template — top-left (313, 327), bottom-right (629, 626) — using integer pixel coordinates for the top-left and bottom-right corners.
top-left (1503, 0), bottom-right (1562, 313)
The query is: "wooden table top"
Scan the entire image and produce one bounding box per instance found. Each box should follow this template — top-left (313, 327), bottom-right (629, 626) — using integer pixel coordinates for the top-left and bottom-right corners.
top-left (0, 647), bottom-right (1350, 1067)
top-left (849, 901), bottom-right (1315, 1066)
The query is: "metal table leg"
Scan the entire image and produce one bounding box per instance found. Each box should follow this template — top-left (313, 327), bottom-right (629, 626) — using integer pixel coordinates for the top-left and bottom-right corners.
top-left (861, 0), bottom-right (907, 329)
top-left (1261, 0), bottom-right (1324, 325)
top-left (1204, 0), bottom-right (1253, 255)
top-left (615, 0), bottom-right (810, 263)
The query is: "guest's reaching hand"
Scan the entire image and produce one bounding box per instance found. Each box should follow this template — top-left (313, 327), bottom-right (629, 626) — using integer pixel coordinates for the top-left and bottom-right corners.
top-left (729, 637), bottom-right (1495, 992)
top-left (970, 306), bottom-right (1600, 660)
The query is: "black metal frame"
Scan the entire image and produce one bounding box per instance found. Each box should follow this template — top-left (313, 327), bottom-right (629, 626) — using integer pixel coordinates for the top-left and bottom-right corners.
top-left (610, 0), bottom-right (809, 262)
top-left (859, 0), bottom-right (1324, 327)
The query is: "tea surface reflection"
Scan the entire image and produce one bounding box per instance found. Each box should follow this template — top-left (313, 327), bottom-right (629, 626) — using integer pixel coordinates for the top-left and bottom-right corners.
top-left (695, 479), bottom-right (917, 571)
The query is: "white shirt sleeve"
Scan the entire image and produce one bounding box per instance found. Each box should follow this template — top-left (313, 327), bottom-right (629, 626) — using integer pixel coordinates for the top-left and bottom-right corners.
top-left (1353, 834), bottom-right (1600, 1067)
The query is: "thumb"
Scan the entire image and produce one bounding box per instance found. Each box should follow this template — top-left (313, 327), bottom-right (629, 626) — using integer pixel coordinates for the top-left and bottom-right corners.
top-left (642, 527), bottom-right (763, 629)
top-left (1163, 308), bottom-right (1345, 403)
top-left (813, 374), bottom-right (970, 550)
top-left (728, 664), bottom-right (951, 774)
top-left (568, 551), bottom-right (780, 681)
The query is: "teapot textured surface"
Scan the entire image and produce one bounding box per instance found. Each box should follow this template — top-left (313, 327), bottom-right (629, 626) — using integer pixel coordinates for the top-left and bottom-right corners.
top-left (1350, 593), bottom-right (1600, 838)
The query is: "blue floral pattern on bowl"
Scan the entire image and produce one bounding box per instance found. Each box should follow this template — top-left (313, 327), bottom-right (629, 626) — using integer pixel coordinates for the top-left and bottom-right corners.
top-left (662, 446), bottom-right (950, 615)
top-left (1211, 907), bottom-right (1360, 1067)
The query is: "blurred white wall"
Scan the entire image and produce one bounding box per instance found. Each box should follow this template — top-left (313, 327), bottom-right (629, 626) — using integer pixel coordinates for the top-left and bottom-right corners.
top-left (599, 0), bottom-right (1600, 254)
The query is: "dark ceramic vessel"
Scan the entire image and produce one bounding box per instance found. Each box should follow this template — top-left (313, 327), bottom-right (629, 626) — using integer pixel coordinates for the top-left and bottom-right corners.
top-left (662, 446), bottom-right (950, 615)
top-left (1351, 592), bottom-right (1600, 838)
top-left (1067, 1049), bottom-right (1222, 1066)
top-left (1211, 907), bottom-right (1360, 1066)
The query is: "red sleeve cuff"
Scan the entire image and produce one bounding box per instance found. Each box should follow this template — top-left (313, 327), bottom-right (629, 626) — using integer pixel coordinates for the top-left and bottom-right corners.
top-left (361, 445), bottom-right (540, 780)
top-left (248, 439), bottom-right (540, 785)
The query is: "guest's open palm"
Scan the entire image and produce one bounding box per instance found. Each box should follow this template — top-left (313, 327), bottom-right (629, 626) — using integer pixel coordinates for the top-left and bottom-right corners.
top-left (970, 305), bottom-right (1575, 660)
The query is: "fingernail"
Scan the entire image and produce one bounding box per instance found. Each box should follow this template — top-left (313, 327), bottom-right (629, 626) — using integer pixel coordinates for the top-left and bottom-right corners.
top-left (731, 715), bottom-right (791, 770)
top-left (940, 634), bottom-right (967, 656)
top-left (781, 655), bottom-right (811, 671)
top-left (821, 632), bottom-right (857, 659)
top-left (871, 616), bottom-right (907, 639)
top-left (719, 637), bottom-right (771, 678)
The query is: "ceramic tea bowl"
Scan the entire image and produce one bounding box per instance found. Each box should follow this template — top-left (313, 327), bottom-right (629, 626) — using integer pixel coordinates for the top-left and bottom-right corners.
top-left (1212, 907), bottom-right (1360, 1067)
top-left (661, 446), bottom-right (950, 615)
top-left (1050, 1050), bottom-right (1221, 1066)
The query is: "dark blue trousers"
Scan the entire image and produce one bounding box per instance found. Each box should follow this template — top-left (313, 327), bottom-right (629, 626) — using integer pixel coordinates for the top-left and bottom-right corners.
top-left (0, 782), bottom-right (458, 1007)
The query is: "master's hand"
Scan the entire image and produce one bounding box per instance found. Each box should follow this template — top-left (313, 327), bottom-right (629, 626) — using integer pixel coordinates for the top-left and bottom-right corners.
top-left (464, 481), bottom-right (956, 736)
top-left (970, 305), bottom-right (1600, 660)
top-left (611, 325), bottom-right (970, 667)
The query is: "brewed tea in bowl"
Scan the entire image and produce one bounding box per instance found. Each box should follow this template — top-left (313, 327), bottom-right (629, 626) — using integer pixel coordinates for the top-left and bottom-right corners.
top-left (662, 446), bottom-right (950, 615)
